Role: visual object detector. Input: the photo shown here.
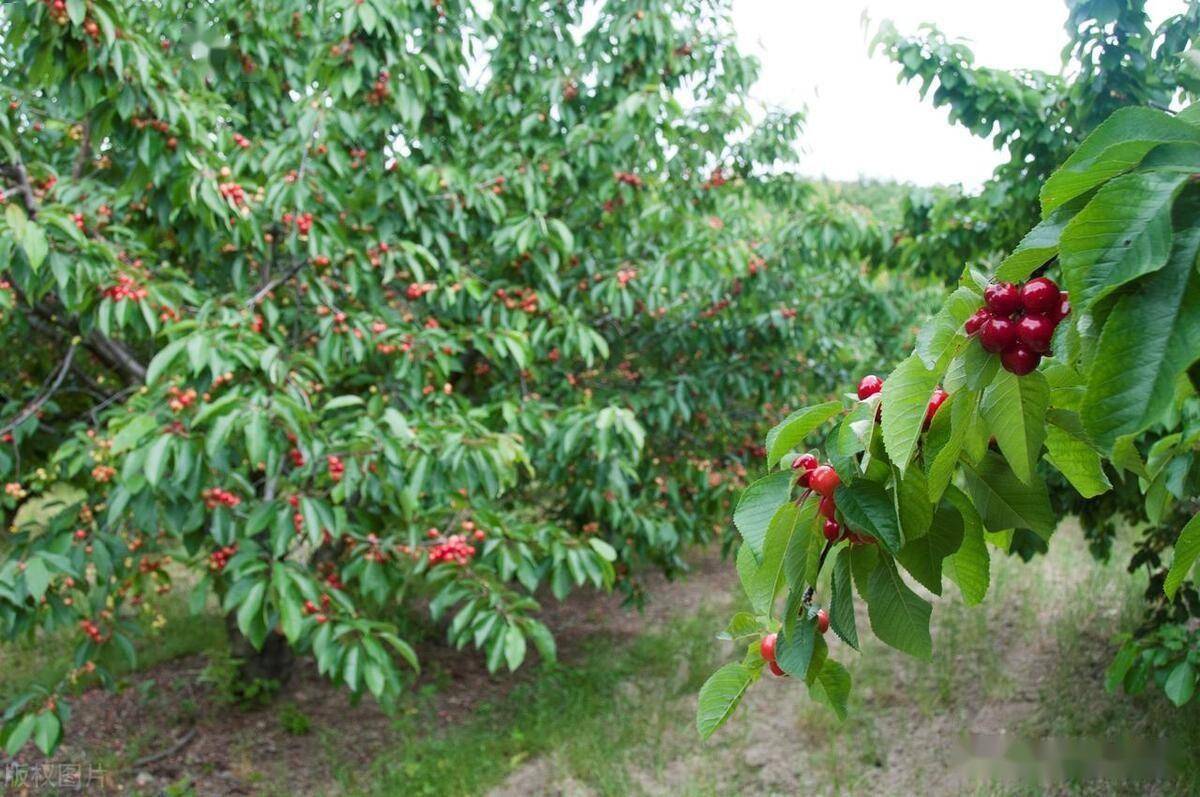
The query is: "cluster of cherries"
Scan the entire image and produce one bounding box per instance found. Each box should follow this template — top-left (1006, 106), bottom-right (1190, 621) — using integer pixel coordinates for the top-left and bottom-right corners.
top-left (302, 596), bottom-right (332, 624)
top-left (207, 544), bottom-right (238, 572)
top-left (793, 455), bottom-right (879, 546)
top-left (218, 181), bottom-right (248, 207)
top-left (167, 386), bottom-right (198, 413)
top-left (327, 455), bottom-right (345, 483)
top-left (202, 488), bottom-right (241, 509)
top-left (614, 171), bottom-right (644, 188)
top-left (964, 276), bottom-right (1070, 375)
top-left (78, 619), bottom-right (104, 644)
top-left (281, 211), bottom-right (314, 236)
top-left (103, 273), bottom-right (149, 303)
top-left (758, 614), bottom-right (829, 678)
top-left (428, 534), bottom-right (477, 566)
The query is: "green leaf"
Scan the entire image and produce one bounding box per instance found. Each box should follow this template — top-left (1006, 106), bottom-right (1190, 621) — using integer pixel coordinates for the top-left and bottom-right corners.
top-left (718, 612), bottom-right (762, 641)
top-left (1040, 107), bottom-right (1200, 212)
top-left (143, 434), bottom-right (172, 486)
top-left (237, 581), bottom-right (267, 639)
top-left (866, 554), bottom-right (932, 660)
top-left (835, 480), bottom-right (902, 554)
top-left (145, 338), bottom-right (188, 386)
top-left (994, 197), bottom-right (1081, 282)
top-left (24, 557), bottom-right (49, 601)
top-left (980, 369), bottom-right (1049, 485)
top-left (733, 472), bottom-right (793, 558)
top-left (20, 221), bottom-right (47, 272)
top-left (777, 607), bottom-right (817, 677)
top-left (33, 712), bottom-right (61, 755)
top-left (504, 624), bottom-right (527, 671)
top-left (764, 401), bottom-right (843, 468)
top-left (925, 389), bottom-right (972, 502)
top-left (696, 663), bottom-right (756, 740)
top-left (67, 0), bottom-right (86, 25)
top-left (1165, 512), bottom-right (1200, 600)
top-left (942, 487), bottom-right (989, 605)
top-left (1080, 219), bottom-right (1200, 450)
top-left (914, 287), bottom-right (976, 370)
top-left (897, 505), bottom-right (963, 595)
top-left (829, 548), bottom-right (858, 650)
top-left (5, 713), bottom-right (36, 755)
top-left (751, 500), bottom-right (815, 616)
top-left (808, 659), bottom-right (851, 720)
top-left (881, 353), bottom-right (940, 476)
top-left (1044, 414), bottom-right (1112, 498)
top-left (895, 464), bottom-right (933, 543)
top-left (1164, 660), bottom-right (1196, 707)
top-left (1059, 170), bottom-right (1188, 312)
top-left (962, 451), bottom-right (1056, 539)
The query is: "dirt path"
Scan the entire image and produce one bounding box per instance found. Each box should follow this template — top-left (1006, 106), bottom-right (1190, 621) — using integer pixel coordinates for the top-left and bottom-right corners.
top-left (489, 522), bottom-right (1170, 797)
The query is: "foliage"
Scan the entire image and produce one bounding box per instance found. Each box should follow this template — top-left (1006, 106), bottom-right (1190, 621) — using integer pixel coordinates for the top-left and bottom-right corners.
top-left (700, 102), bottom-right (1200, 737)
top-left (0, 0), bottom-right (939, 754)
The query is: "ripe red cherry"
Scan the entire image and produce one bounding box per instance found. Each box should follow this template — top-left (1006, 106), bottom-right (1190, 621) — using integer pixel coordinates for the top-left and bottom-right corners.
top-left (1015, 313), bottom-right (1055, 353)
top-left (823, 518), bottom-right (841, 542)
top-left (979, 316), bottom-right (1016, 353)
top-left (984, 282), bottom-right (1021, 316)
top-left (818, 494), bottom-right (836, 520)
top-left (963, 307), bottom-right (991, 335)
top-left (857, 374), bottom-right (883, 400)
top-left (760, 632), bottom-right (778, 663)
top-left (1020, 277), bottom-right (1060, 314)
top-left (925, 388), bottom-right (949, 427)
top-left (809, 465), bottom-right (840, 498)
top-left (768, 660), bottom-right (786, 677)
top-left (816, 609), bottom-right (829, 634)
top-left (792, 453), bottom-right (818, 471)
top-left (1001, 345), bottom-right (1041, 375)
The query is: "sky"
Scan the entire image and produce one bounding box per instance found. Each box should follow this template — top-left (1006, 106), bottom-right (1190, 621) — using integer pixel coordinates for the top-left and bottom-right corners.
top-left (731, 0), bottom-right (1178, 188)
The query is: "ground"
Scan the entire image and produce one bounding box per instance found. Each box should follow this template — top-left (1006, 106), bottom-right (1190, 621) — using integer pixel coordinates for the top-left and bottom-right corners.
top-left (3, 521), bottom-right (1197, 796)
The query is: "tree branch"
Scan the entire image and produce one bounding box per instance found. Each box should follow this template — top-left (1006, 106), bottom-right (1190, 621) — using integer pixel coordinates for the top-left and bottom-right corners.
top-left (0, 343), bottom-right (77, 437)
top-left (245, 258), bottom-right (306, 309)
top-left (1, 162), bottom-right (39, 220)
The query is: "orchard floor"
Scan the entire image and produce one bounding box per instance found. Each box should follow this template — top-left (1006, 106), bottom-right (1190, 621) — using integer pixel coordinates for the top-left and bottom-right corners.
top-left (7, 521), bottom-right (1199, 796)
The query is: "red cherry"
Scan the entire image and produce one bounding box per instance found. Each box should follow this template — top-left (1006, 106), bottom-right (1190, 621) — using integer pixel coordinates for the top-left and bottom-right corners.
top-left (857, 374), bottom-right (883, 400)
top-left (1020, 277), bottom-right (1060, 314)
top-left (1050, 291), bottom-right (1071, 324)
top-left (1015, 313), bottom-right (1055, 353)
top-left (1001, 345), bottom-right (1041, 375)
top-left (809, 465), bottom-right (840, 497)
top-left (963, 307), bottom-right (991, 335)
top-left (924, 388), bottom-right (949, 427)
top-left (816, 609), bottom-right (829, 634)
top-left (822, 519), bottom-right (841, 542)
top-left (760, 633), bottom-right (780, 666)
top-left (792, 453), bottom-right (818, 471)
top-left (768, 660), bottom-right (786, 677)
top-left (983, 282), bottom-right (1021, 316)
top-left (818, 494), bottom-right (837, 520)
top-left (979, 316), bottom-right (1016, 353)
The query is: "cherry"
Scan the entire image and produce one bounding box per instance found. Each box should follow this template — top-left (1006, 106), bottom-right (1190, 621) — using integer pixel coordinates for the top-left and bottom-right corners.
top-left (1050, 291), bottom-right (1071, 324)
top-left (983, 282), bottom-right (1021, 316)
top-left (823, 518), bottom-right (840, 542)
top-left (760, 632), bottom-right (778, 663)
top-left (1015, 313), bottom-right (1055, 353)
top-left (857, 374), bottom-right (883, 400)
top-left (1001, 344), bottom-right (1041, 375)
top-left (979, 316), bottom-right (1016, 353)
top-left (963, 307), bottom-right (990, 335)
top-left (768, 660), bottom-right (786, 677)
top-left (819, 493), bottom-right (836, 520)
top-left (816, 609), bottom-right (829, 634)
top-left (809, 465), bottom-right (840, 498)
top-left (1020, 277), bottom-right (1060, 314)
top-left (924, 388), bottom-right (948, 427)
top-left (792, 453), bottom-right (818, 471)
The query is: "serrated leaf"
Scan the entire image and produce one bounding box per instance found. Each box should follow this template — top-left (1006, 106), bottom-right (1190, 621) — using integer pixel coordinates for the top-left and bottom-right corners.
top-left (943, 486), bottom-right (989, 605)
top-left (1165, 660), bottom-right (1196, 707)
top-left (835, 480), bottom-right (902, 554)
top-left (897, 506), bottom-right (963, 595)
top-left (777, 606), bottom-right (817, 677)
top-left (866, 554), bottom-right (932, 660)
top-left (696, 663), bottom-right (755, 740)
top-left (1080, 218), bottom-right (1200, 450)
top-left (881, 354), bottom-right (941, 476)
top-left (962, 451), bottom-right (1055, 539)
top-left (829, 548), bottom-right (858, 650)
top-left (143, 434), bottom-right (172, 486)
top-left (764, 401), bottom-right (842, 468)
top-left (1044, 415), bottom-right (1112, 498)
top-left (733, 472), bottom-right (793, 558)
top-left (994, 197), bottom-right (1082, 282)
top-left (808, 659), bottom-right (851, 720)
top-left (751, 501), bottom-right (815, 617)
top-left (980, 369), bottom-right (1049, 485)
top-left (1165, 512), bottom-right (1200, 599)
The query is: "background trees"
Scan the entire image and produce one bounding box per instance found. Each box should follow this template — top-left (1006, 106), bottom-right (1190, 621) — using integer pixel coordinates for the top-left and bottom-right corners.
top-left (0, 0), bottom-right (934, 754)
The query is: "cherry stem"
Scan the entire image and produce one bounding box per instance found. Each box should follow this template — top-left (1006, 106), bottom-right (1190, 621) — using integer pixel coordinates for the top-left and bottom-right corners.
top-left (801, 539), bottom-right (835, 607)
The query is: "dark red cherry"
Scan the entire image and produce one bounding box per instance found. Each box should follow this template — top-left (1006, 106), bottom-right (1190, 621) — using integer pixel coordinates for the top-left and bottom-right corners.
top-left (979, 316), bottom-right (1016, 353)
top-left (1020, 277), bottom-right (1060, 315)
top-left (984, 282), bottom-right (1021, 316)
top-left (1001, 345), bottom-right (1041, 375)
top-left (964, 307), bottom-right (991, 335)
top-left (1015, 313), bottom-right (1055, 353)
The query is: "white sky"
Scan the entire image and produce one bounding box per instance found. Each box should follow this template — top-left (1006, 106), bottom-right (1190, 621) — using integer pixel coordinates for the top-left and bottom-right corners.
top-left (732, 0), bottom-right (1179, 187)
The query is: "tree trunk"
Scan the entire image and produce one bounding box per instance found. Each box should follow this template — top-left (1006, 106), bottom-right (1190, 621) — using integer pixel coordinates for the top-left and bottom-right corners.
top-left (224, 615), bottom-right (296, 690)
